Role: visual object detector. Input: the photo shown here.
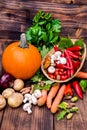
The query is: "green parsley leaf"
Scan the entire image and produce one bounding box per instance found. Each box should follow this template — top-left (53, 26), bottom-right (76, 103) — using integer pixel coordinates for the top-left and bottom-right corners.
top-left (40, 45), bottom-right (50, 58)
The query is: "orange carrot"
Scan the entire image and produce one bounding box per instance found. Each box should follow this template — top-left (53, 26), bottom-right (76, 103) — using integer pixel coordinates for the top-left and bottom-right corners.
top-left (37, 89), bottom-right (47, 106)
top-left (46, 83), bottom-right (60, 109)
top-left (76, 71), bottom-right (87, 79)
top-left (51, 84), bottom-right (66, 113)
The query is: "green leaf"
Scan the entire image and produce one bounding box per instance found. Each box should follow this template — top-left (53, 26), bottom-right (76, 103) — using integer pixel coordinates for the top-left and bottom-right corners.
top-left (57, 110), bottom-right (67, 120)
top-left (46, 23), bottom-right (51, 30)
top-left (31, 70), bottom-right (45, 82)
top-left (52, 19), bottom-right (61, 33)
top-left (58, 37), bottom-right (73, 50)
top-left (34, 84), bottom-right (42, 91)
top-left (40, 45), bottom-right (50, 58)
top-left (43, 80), bottom-right (54, 85)
top-left (50, 35), bottom-right (58, 43)
top-left (74, 39), bottom-right (84, 49)
top-left (43, 84), bottom-right (51, 91)
top-left (79, 80), bottom-right (87, 92)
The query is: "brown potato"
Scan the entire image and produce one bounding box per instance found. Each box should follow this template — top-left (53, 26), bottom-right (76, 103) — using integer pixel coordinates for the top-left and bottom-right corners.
top-left (2, 88), bottom-right (15, 99)
top-left (8, 92), bottom-right (23, 108)
top-left (0, 95), bottom-right (6, 110)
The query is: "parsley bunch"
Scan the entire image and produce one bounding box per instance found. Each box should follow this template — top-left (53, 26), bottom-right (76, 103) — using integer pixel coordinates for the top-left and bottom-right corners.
top-left (26, 10), bottom-right (61, 49)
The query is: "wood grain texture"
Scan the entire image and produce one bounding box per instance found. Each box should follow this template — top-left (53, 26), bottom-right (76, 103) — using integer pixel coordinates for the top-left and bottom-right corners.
top-left (0, 0), bottom-right (87, 130)
top-left (1, 105), bottom-right (53, 130)
top-left (0, 0), bottom-right (87, 41)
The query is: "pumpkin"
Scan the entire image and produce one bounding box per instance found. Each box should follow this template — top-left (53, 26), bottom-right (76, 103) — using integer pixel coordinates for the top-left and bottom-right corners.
top-left (2, 33), bottom-right (41, 80)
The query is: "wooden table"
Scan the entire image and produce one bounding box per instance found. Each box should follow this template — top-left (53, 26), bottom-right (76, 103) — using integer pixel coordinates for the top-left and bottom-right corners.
top-left (0, 0), bottom-right (87, 130)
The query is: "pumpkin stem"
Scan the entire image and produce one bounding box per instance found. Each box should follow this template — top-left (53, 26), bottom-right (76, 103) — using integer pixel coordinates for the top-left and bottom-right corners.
top-left (19, 33), bottom-right (29, 48)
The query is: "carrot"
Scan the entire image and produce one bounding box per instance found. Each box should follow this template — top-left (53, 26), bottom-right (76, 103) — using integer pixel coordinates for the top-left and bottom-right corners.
top-left (50, 84), bottom-right (66, 113)
top-left (46, 83), bottom-right (60, 109)
top-left (37, 89), bottom-right (47, 106)
top-left (76, 71), bottom-right (87, 79)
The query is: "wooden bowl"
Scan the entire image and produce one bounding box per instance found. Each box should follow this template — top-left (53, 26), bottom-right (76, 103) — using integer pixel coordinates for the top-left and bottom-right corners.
top-left (41, 39), bottom-right (86, 83)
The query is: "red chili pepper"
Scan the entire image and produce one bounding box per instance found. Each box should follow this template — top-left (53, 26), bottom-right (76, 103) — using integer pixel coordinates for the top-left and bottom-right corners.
top-left (64, 50), bottom-right (74, 76)
top-left (72, 60), bottom-right (81, 70)
top-left (54, 45), bottom-right (59, 51)
top-left (64, 83), bottom-right (73, 96)
top-left (74, 51), bottom-right (81, 56)
top-left (72, 81), bottom-right (83, 99)
top-left (67, 50), bottom-right (79, 59)
top-left (66, 46), bottom-right (81, 51)
top-left (56, 63), bottom-right (72, 69)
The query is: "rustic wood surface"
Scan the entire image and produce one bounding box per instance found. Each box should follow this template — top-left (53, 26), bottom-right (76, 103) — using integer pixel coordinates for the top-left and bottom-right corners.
top-left (0, 0), bottom-right (87, 130)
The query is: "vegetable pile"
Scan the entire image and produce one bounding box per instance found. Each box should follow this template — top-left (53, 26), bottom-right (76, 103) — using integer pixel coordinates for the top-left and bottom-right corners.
top-left (42, 37), bottom-right (85, 81)
top-left (0, 10), bottom-right (87, 121)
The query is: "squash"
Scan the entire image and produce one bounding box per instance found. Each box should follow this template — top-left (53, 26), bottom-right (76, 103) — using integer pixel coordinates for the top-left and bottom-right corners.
top-left (2, 33), bottom-right (41, 80)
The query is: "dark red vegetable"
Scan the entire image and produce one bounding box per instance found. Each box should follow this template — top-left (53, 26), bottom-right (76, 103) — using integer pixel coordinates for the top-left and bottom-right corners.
top-left (56, 63), bottom-right (72, 69)
top-left (66, 46), bottom-right (81, 51)
top-left (0, 73), bottom-right (14, 88)
top-left (64, 50), bottom-right (74, 76)
top-left (72, 81), bottom-right (83, 99)
top-left (64, 83), bottom-right (73, 96)
top-left (72, 60), bottom-right (81, 70)
top-left (54, 45), bottom-right (59, 51)
top-left (67, 50), bottom-right (79, 59)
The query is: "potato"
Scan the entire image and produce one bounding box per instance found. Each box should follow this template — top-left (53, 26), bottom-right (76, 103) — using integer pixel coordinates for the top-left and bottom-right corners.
top-left (0, 95), bottom-right (6, 110)
top-left (2, 88), bottom-right (15, 99)
top-left (13, 79), bottom-right (24, 91)
top-left (8, 92), bottom-right (23, 108)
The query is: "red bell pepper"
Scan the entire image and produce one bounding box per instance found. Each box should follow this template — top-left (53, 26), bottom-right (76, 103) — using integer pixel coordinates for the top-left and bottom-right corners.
top-left (72, 81), bottom-right (83, 99)
top-left (64, 83), bottom-right (73, 96)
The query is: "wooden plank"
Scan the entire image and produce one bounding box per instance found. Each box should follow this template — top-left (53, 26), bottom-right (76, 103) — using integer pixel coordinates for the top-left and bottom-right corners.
top-left (0, 105), bottom-right (53, 130)
top-left (2, 0), bottom-right (87, 5)
top-left (0, 1), bottom-right (87, 41)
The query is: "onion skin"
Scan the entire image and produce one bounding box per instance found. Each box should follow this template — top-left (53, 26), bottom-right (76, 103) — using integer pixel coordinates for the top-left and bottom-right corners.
top-left (0, 73), bottom-right (14, 88)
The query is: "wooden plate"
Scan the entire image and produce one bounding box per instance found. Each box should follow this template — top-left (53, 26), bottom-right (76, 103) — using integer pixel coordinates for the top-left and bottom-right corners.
top-left (41, 39), bottom-right (86, 83)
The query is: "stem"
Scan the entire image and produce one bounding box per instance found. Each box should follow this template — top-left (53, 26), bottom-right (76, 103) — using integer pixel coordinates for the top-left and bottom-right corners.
top-left (19, 33), bottom-right (29, 48)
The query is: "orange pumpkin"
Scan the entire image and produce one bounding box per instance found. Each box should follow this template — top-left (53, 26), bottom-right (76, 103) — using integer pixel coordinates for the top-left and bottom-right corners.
top-left (2, 33), bottom-right (41, 80)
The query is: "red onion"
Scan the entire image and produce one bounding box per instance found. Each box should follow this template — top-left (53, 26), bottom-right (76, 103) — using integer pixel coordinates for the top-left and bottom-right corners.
top-left (0, 73), bottom-right (14, 88)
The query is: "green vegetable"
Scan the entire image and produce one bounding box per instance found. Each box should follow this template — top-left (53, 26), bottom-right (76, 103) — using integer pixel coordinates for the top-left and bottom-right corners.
top-left (57, 102), bottom-right (78, 120)
top-left (66, 113), bottom-right (73, 120)
top-left (40, 45), bottom-right (50, 58)
top-left (74, 39), bottom-right (84, 49)
top-left (58, 102), bottom-right (68, 110)
top-left (79, 80), bottom-right (87, 92)
top-left (71, 96), bottom-right (78, 102)
top-left (57, 110), bottom-right (67, 120)
top-left (33, 83), bottom-right (51, 91)
top-left (58, 37), bottom-right (73, 50)
top-left (68, 106), bottom-right (78, 113)
top-left (26, 10), bottom-right (61, 49)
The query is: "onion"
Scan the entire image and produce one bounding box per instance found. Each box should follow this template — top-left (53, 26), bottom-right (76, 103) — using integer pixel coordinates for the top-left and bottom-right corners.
top-left (0, 73), bottom-right (14, 88)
